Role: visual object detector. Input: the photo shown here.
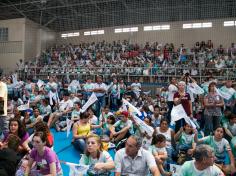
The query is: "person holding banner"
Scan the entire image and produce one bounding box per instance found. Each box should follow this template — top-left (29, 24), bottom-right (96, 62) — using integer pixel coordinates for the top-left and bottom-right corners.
top-left (204, 82), bottom-right (224, 135)
top-left (79, 134), bottom-right (115, 175)
top-left (47, 91), bottom-right (73, 129)
top-left (220, 80), bottom-right (236, 111)
top-left (110, 111), bottom-right (133, 144)
top-left (173, 81), bottom-right (192, 132)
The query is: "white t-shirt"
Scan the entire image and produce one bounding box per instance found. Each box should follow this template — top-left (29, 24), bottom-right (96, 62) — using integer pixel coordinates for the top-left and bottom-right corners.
top-left (156, 127), bottom-right (172, 148)
top-left (59, 99), bottom-right (73, 112)
top-left (167, 84), bottom-right (178, 101)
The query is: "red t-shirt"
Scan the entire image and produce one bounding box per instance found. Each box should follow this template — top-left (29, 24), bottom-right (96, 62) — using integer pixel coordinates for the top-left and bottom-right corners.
top-left (174, 92), bottom-right (191, 116)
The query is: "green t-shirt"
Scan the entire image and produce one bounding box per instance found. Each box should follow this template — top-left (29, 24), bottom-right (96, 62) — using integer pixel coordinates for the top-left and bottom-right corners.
top-left (179, 132), bottom-right (194, 146)
top-left (179, 160), bottom-right (224, 176)
top-left (201, 136), bottom-right (230, 158)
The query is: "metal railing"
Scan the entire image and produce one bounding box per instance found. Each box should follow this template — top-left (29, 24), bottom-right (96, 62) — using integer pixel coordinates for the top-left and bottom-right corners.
top-left (17, 66), bottom-right (236, 83)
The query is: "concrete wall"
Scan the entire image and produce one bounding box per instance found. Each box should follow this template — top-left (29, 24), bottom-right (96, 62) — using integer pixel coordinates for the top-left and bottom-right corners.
top-left (56, 18), bottom-right (236, 48)
top-left (0, 18), bottom-right (25, 72)
top-left (0, 18), bottom-right (56, 73)
top-left (25, 19), bottom-right (56, 60)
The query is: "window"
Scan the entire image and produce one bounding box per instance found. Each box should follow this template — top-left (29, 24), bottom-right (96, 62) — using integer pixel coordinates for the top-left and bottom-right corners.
top-left (182, 22), bottom-right (212, 29)
top-left (202, 22), bottom-right (212, 28)
top-left (61, 31), bottom-right (80, 38)
top-left (114, 28), bottom-right (122, 33)
top-left (192, 23), bottom-right (202, 28)
top-left (84, 30), bottom-right (104, 36)
top-left (143, 26), bottom-right (152, 31)
top-left (223, 21), bottom-right (235, 27)
top-left (143, 25), bottom-right (170, 31)
top-left (0, 28), bottom-right (8, 41)
top-left (84, 31), bottom-right (91, 36)
top-left (114, 27), bottom-right (138, 33)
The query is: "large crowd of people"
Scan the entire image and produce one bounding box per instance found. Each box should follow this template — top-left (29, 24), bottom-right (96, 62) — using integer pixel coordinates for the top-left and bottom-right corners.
top-left (0, 40), bottom-right (236, 176)
top-left (16, 40), bottom-right (236, 82)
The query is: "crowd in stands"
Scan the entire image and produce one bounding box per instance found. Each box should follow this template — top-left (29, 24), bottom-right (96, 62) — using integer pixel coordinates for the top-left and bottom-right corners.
top-left (16, 40), bottom-right (236, 82)
top-left (0, 64), bottom-right (236, 175)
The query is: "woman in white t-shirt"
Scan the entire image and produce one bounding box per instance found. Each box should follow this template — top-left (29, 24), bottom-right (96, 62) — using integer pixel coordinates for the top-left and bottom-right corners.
top-left (155, 118), bottom-right (175, 162)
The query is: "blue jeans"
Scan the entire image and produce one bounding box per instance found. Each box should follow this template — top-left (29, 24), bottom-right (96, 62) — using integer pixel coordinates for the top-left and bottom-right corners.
top-left (95, 96), bottom-right (106, 116)
top-left (0, 116), bottom-right (9, 135)
top-left (110, 95), bottom-right (118, 111)
top-left (73, 138), bottom-right (86, 153)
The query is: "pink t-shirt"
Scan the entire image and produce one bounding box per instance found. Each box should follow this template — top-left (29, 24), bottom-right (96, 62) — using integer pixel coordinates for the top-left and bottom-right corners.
top-left (3, 132), bottom-right (29, 145)
top-left (30, 146), bottom-right (62, 175)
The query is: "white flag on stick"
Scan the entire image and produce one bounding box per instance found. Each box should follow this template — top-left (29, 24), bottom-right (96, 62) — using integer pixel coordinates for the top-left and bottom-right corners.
top-left (171, 104), bottom-right (196, 129)
top-left (81, 93), bottom-right (98, 113)
top-left (63, 161), bottom-right (89, 176)
top-left (188, 82), bottom-right (204, 95)
top-left (37, 79), bottom-right (45, 88)
top-left (17, 101), bottom-right (30, 111)
top-left (169, 164), bottom-right (182, 176)
top-left (171, 104), bottom-right (188, 122)
top-left (122, 98), bottom-right (142, 116)
top-left (215, 87), bottom-right (232, 100)
top-left (132, 114), bottom-right (154, 137)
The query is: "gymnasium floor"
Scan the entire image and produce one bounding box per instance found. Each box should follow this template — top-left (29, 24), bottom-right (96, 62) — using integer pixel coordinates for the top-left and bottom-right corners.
top-left (52, 129), bottom-right (115, 176)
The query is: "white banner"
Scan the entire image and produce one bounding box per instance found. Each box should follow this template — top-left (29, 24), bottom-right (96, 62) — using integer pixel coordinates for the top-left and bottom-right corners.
top-left (171, 104), bottom-right (196, 129)
top-left (169, 164), bottom-right (181, 176)
top-left (17, 101), bottom-right (30, 111)
top-left (188, 82), bottom-right (204, 95)
top-left (64, 162), bottom-right (89, 176)
top-left (37, 79), bottom-right (45, 88)
top-left (171, 104), bottom-right (188, 122)
top-left (132, 114), bottom-right (154, 137)
top-left (81, 93), bottom-right (98, 113)
top-left (215, 87), bottom-right (232, 100)
top-left (122, 98), bottom-right (142, 116)
top-left (49, 91), bottom-right (60, 106)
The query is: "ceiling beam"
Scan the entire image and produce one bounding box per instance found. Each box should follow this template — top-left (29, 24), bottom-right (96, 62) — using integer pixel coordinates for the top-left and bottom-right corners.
top-left (1, 0), bottom-right (27, 18)
top-left (121, 0), bottom-right (145, 15)
top-left (19, 0), bottom-right (120, 12)
top-left (0, 0), bottom-right (42, 8)
top-left (43, 16), bottom-right (57, 27)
